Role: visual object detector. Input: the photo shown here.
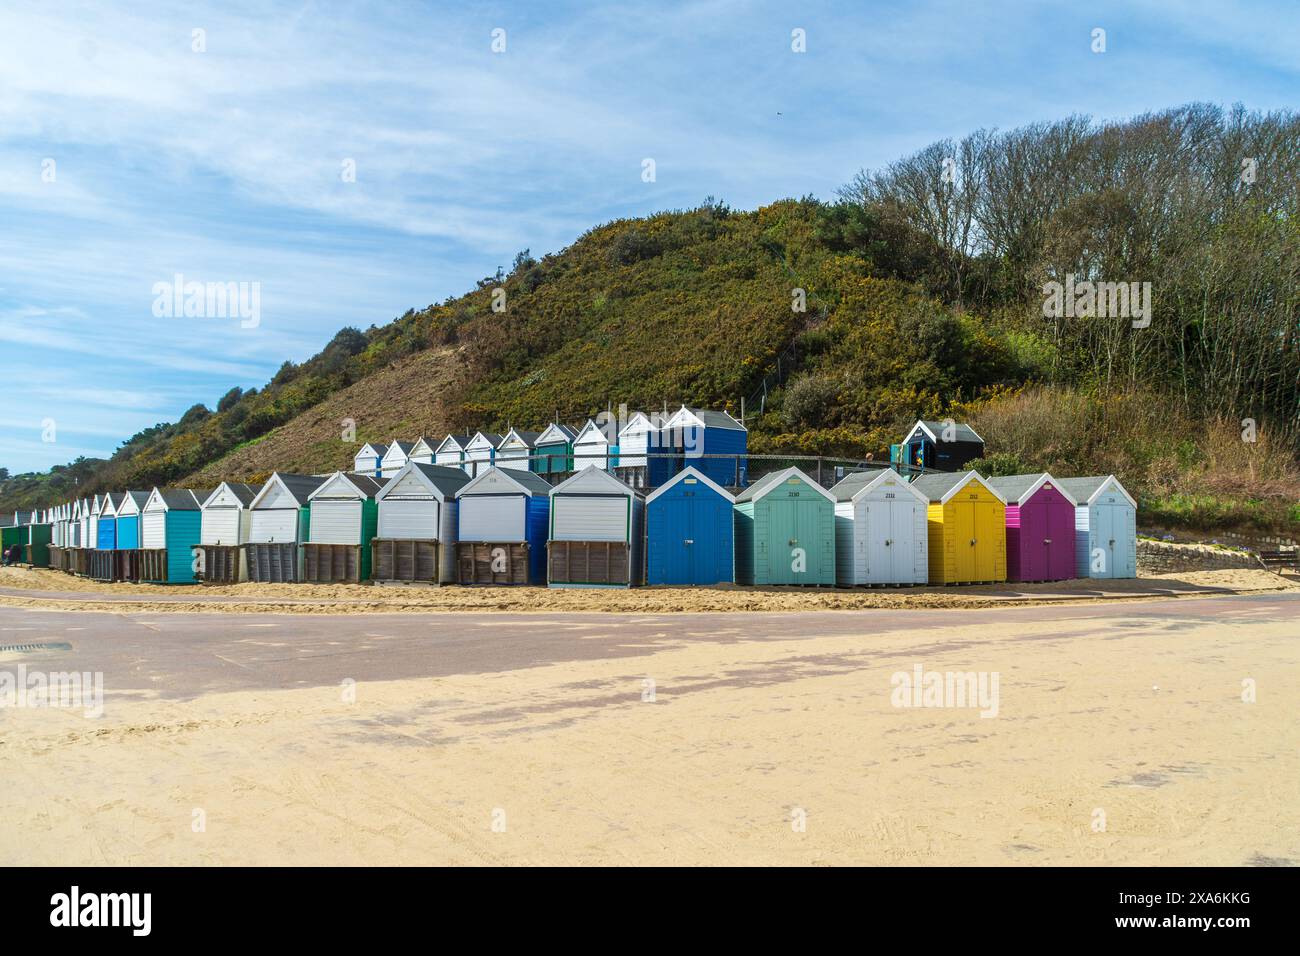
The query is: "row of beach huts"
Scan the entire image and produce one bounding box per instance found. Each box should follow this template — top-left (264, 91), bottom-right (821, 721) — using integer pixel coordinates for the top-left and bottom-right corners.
top-left (6, 413), bottom-right (1138, 588)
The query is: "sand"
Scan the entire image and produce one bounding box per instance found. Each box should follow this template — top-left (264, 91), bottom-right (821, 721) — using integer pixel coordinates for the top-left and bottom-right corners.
top-left (0, 593), bottom-right (1295, 865)
top-left (0, 565), bottom-right (1293, 616)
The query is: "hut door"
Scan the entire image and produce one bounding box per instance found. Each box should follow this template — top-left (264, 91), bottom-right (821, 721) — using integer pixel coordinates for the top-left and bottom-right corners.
top-left (1094, 503), bottom-right (1120, 578)
top-left (1046, 499), bottom-right (1075, 579)
top-left (952, 501), bottom-right (977, 581)
top-left (864, 503), bottom-right (892, 583)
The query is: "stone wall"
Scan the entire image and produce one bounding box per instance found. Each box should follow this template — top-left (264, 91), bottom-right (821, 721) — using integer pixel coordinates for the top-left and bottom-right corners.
top-left (1137, 538), bottom-right (1264, 574)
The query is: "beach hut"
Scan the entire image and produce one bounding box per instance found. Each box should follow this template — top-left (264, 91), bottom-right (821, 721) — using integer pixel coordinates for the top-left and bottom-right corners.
top-left (645, 466), bottom-right (735, 586)
top-left (372, 462), bottom-right (469, 583)
top-left (455, 466), bottom-right (552, 584)
top-left (533, 423), bottom-right (576, 475)
top-left (69, 500), bottom-right (82, 550)
top-left (829, 469), bottom-right (929, 586)
top-left (464, 432), bottom-right (503, 478)
top-left (1054, 475), bottom-right (1138, 579)
top-left (911, 471), bottom-right (1007, 585)
top-left (615, 412), bottom-right (654, 468)
top-left (664, 405), bottom-right (747, 487)
top-left (380, 440), bottom-right (414, 477)
top-left (245, 473), bottom-right (326, 582)
top-left (303, 472), bottom-right (387, 582)
top-left (86, 494), bottom-right (119, 579)
top-left (25, 516), bottom-right (52, 568)
top-left (114, 490), bottom-right (150, 581)
top-left (199, 482), bottom-right (261, 583)
top-left (985, 474), bottom-right (1078, 582)
top-left (0, 517), bottom-right (24, 562)
top-left (572, 419), bottom-right (613, 470)
top-left (140, 488), bottom-right (207, 584)
top-left (733, 466), bottom-right (836, 586)
top-left (496, 428), bottom-right (541, 470)
top-left (900, 420), bottom-right (986, 473)
top-left (78, 498), bottom-right (91, 549)
top-left (547, 466), bottom-right (643, 587)
top-left (86, 495), bottom-right (100, 554)
top-left (408, 436), bottom-right (437, 466)
top-left (353, 443), bottom-right (387, 478)
top-left (434, 434), bottom-right (473, 472)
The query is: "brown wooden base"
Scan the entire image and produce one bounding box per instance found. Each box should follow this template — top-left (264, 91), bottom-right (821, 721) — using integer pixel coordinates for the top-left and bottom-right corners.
top-left (245, 543), bottom-right (299, 582)
top-left (457, 542), bottom-right (530, 585)
top-left (547, 540), bottom-right (630, 586)
top-left (371, 539), bottom-right (438, 583)
top-left (301, 543), bottom-right (362, 583)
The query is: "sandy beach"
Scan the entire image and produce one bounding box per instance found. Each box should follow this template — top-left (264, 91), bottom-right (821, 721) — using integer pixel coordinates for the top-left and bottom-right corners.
top-left (1, 587), bottom-right (1296, 866)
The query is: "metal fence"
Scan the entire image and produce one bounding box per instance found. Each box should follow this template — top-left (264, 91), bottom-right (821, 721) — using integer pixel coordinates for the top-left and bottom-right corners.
top-left (481, 452), bottom-right (924, 492)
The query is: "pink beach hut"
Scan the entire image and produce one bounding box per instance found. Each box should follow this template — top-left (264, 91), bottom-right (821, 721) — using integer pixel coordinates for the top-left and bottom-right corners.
top-left (985, 473), bottom-right (1078, 582)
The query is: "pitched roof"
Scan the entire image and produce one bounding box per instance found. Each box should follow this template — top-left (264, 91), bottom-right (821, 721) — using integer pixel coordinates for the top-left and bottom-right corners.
top-left (735, 466), bottom-right (834, 503)
top-left (829, 468), bottom-right (928, 503)
top-left (672, 405), bottom-right (746, 431)
top-left (1055, 475), bottom-right (1136, 508)
top-left (157, 488), bottom-right (206, 510)
top-left (252, 473), bottom-right (329, 508)
top-left (502, 428), bottom-right (542, 447)
top-left (910, 470), bottom-right (1005, 504)
top-left (645, 466), bottom-right (735, 505)
top-left (435, 434), bottom-right (473, 453)
top-left (550, 464), bottom-right (640, 497)
top-left (202, 482), bottom-right (262, 508)
top-left (409, 461), bottom-right (473, 497)
top-left (984, 473), bottom-right (1077, 506)
top-left (536, 422), bottom-right (577, 444)
top-left (906, 420), bottom-right (985, 445)
top-left (458, 466), bottom-right (554, 497)
top-left (468, 431), bottom-right (504, 448)
top-left (385, 440), bottom-right (414, 455)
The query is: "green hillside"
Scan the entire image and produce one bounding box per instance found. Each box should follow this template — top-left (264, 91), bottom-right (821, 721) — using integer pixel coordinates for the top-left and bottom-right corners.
top-left (4, 103), bottom-right (1298, 534)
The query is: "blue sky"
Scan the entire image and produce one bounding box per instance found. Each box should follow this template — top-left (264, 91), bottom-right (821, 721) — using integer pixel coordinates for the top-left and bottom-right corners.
top-left (2, 0), bottom-right (1296, 474)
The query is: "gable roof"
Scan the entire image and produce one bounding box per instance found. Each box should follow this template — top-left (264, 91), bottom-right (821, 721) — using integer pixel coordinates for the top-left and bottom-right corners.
top-left (354, 442), bottom-right (388, 460)
top-left (116, 490), bottom-right (150, 515)
top-left (910, 470), bottom-right (1006, 505)
top-left (434, 434), bottom-right (473, 454)
top-left (830, 468), bottom-right (929, 504)
top-left (668, 405), bottom-right (746, 432)
top-left (904, 420), bottom-right (985, 445)
top-left (321, 472), bottom-right (388, 499)
top-left (376, 461), bottom-right (472, 500)
top-left (201, 481), bottom-right (262, 509)
top-left (536, 422), bottom-right (577, 445)
top-left (249, 472), bottom-right (328, 509)
top-left (617, 411), bottom-right (654, 439)
top-left (645, 465), bottom-right (735, 505)
top-left (985, 473), bottom-right (1077, 507)
top-left (467, 431), bottom-right (504, 450)
top-left (1055, 475), bottom-right (1137, 509)
top-left (409, 436), bottom-right (437, 457)
top-left (383, 440), bottom-right (415, 459)
top-left (573, 419), bottom-right (611, 445)
top-left (735, 466), bottom-right (835, 504)
top-left (146, 487), bottom-right (207, 511)
top-left (501, 428), bottom-right (542, 448)
top-left (550, 464), bottom-right (640, 498)
top-left (456, 465), bottom-right (554, 498)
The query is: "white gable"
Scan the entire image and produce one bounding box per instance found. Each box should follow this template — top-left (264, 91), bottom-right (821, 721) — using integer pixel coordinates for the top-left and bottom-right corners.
top-left (143, 488), bottom-right (168, 513)
top-left (252, 477), bottom-right (297, 510)
top-left (573, 419), bottom-right (610, 446)
top-left (435, 434), bottom-right (466, 454)
top-left (617, 412), bottom-right (653, 440)
top-left (467, 432), bottom-right (500, 452)
top-left (117, 493), bottom-right (142, 517)
top-left (552, 465), bottom-right (636, 498)
top-left (381, 442), bottom-right (410, 467)
top-left (457, 467), bottom-right (541, 498)
top-left (645, 466), bottom-right (735, 504)
top-left (841, 469), bottom-right (929, 505)
top-left (1089, 475), bottom-right (1137, 509)
top-left (310, 471), bottom-right (365, 501)
top-left (536, 423), bottom-right (573, 446)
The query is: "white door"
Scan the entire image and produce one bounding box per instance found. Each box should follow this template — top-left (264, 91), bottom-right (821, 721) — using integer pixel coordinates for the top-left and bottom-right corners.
top-left (251, 509), bottom-right (298, 543)
top-left (310, 500), bottom-right (361, 544)
top-left (142, 511), bottom-right (167, 549)
top-left (203, 508), bottom-right (241, 545)
top-left (459, 496), bottom-right (525, 542)
top-left (378, 499), bottom-right (438, 539)
top-left (552, 496), bottom-right (626, 541)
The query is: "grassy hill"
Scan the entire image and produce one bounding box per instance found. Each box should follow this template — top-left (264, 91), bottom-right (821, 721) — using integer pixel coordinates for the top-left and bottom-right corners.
top-left (4, 104), bottom-right (1298, 535)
